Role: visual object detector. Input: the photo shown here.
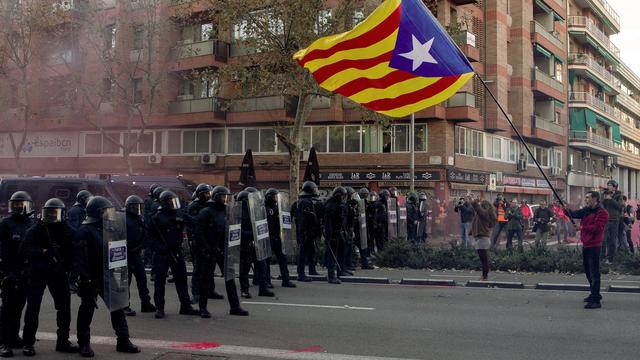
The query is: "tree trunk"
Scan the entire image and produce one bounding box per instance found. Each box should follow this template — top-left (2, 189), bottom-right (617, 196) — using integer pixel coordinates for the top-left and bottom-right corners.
top-left (124, 151), bottom-right (134, 176)
top-left (288, 93), bottom-right (313, 201)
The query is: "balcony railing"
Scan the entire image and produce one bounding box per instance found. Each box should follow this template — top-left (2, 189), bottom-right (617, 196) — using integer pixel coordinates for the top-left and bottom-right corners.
top-left (531, 21), bottom-right (563, 50)
top-left (173, 39), bottom-right (229, 62)
top-left (568, 53), bottom-right (615, 87)
top-left (532, 67), bottom-right (564, 93)
top-left (569, 130), bottom-right (614, 149)
top-left (569, 92), bottom-right (617, 119)
top-left (534, 115), bottom-right (564, 135)
top-left (446, 92), bottom-right (476, 108)
top-left (616, 92), bottom-right (640, 118)
top-left (168, 97), bottom-right (226, 114)
top-left (229, 95), bottom-right (298, 115)
top-left (567, 16), bottom-right (620, 59)
top-left (592, 0), bottom-right (621, 30)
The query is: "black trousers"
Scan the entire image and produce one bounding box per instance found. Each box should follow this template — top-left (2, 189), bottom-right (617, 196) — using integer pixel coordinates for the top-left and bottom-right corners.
top-left (195, 251), bottom-right (240, 311)
top-left (265, 237), bottom-right (291, 284)
top-left (583, 247), bottom-right (601, 302)
top-left (128, 250), bottom-right (151, 307)
top-left (239, 245), bottom-right (268, 292)
top-left (407, 223), bottom-right (417, 242)
top-left (77, 291), bottom-right (129, 345)
top-left (342, 230), bottom-right (354, 270)
top-left (153, 252), bottom-right (191, 310)
top-left (626, 230), bottom-right (635, 253)
top-left (0, 277), bottom-right (26, 345)
top-left (296, 239), bottom-right (317, 277)
top-left (22, 270), bottom-right (71, 346)
top-left (373, 225), bottom-right (387, 252)
top-left (354, 227), bottom-right (370, 268)
top-left (324, 237), bottom-right (344, 273)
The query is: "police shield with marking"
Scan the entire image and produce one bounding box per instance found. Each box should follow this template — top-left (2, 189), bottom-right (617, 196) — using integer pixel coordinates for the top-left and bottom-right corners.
top-left (387, 198), bottom-right (398, 241)
top-left (102, 209), bottom-right (129, 312)
top-left (356, 198), bottom-right (368, 251)
top-left (248, 192), bottom-right (272, 261)
top-left (224, 200), bottom-right (243, 282)
top-left (397, 195), bottom-right (408, 239)
top-left (277, 192), bottom-right (295, 256)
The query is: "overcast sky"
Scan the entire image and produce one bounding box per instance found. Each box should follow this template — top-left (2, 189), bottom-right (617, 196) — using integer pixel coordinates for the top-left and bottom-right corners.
top-left (608, 0), bottom-right (640, 75)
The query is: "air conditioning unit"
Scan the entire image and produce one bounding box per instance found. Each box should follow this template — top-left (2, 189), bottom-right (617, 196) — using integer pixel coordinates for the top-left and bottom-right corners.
top-left (148, 154), bottom-right (162, 164)
top-left (177, 94), bottom-right (194, 101)
top-left (201, 154), bottom-right (217, 165)
top-left (551, 167), bottom-right (560, 176)
top-left (582, 150), bottom-right (591, 159)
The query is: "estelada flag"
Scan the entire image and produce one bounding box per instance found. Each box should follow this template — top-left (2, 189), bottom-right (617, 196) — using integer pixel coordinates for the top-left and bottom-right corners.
top-left (294, 0), bottom-right (475, 118)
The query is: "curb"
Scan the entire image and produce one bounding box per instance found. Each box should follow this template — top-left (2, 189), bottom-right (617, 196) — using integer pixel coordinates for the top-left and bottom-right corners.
top-left (608, 285), bottom-right (640, 293)
top-left (340, 277), bottom-right (390, 284)
top-left (466, 280), bottom-right (525, 289)
top-left (400, 278), bottom-right (456, 287)
top-left (535, 283), bottom-right (590, 291)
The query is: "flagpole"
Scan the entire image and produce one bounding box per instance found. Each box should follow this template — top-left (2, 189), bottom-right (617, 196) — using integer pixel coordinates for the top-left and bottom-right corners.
top-left (410, 112), bottom-right (415, 192)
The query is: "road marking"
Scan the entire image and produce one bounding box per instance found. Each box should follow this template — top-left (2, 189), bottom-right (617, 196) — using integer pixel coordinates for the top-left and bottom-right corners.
top-left (34, 332), bottom-right (417, 360)
top-left (242, 301), bottom-right (375, 311)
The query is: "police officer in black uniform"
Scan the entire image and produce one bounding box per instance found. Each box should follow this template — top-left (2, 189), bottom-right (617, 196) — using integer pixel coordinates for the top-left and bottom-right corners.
top-left (418, 192), bottom-right (429, 242)
top-left (0, 192), bottom-right (36, 357)
top-left (123, 196), bottom-right (156, 317)
top-left (237, 190), bottom-right (274, 299)
top-left (343, 187), bottom-right (357, 274)
top-left (353, 190), bottom-right (374, 270)
top-left (373, 189), bottom-right (390, 251)
top-left (264, 189), bottom-right (296, 288)
top-left (67, 190), bottom-right (92, 231)
top-left (323, 187), bottom-right (348, 284)
top-left (406, 193), bottom-right (421, 243)
top-left (21, 198), bottom-right (78, 356)
top-left (365, 191), bottom-right (379, 253)
top-left (148, 191), bottom-right (198, 319)
top-left (74, 196), bottom-right (140, 357)
top-left (195, 186), bottom-right (248, 318)
top-left (292, 181), bottom-right (321, 282)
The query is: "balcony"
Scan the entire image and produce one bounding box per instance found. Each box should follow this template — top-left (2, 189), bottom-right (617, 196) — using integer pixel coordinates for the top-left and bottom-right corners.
top-left (450, 0), bottom-right (478, 4)
top-left (532, 67), bottom-right (565, 99)
top-left (569, 91), bottom-right (617, 120)
top-left (616, 92), bottom-right (640, 118)
top-left (445, 92), bottom-right (479, 122)
top-left (531, 21), bottom-right (564, 55)
top-left (569, 130), bottom-right (615, 153)
top-left (573, 0), bottom-right (620, 33)
top-left (568, 16), bottom-right (620, 62)
top-left (227, 95), bottom-right (298, 124)
top-left (173, 39), bottom-right (229, 63)
top-left (534, 115), bottom-right (564, 135)
top-left (168, 96), bottom-right (226, 117)
top-left (452, 31), bottom-right (480, 62)
top-left (568, 53), bottom-right (618, 93)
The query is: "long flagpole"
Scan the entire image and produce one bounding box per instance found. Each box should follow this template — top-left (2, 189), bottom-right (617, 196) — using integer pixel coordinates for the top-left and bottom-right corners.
top-left (410, 113), bottom-right (415, 192)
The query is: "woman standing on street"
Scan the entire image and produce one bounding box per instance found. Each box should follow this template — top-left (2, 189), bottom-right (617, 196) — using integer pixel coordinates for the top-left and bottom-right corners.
top-left (470, 198), bottom-right (497, 281)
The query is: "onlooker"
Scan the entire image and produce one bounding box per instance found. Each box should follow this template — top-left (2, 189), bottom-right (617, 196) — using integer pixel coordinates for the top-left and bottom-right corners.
top-left (454, 197), bottom-right (474, 248)
top-left (623, 201), bottom-right (635, 253)
top-left (601, 180), bottom-right (624, 261)
top-left (533, 200), bottom-right (554, 247)
top-left (505, 199), bottom-right (524, 252)
top-left (491, 196), bottom-right (508, 248)
top-left (521, 200), bottom-right (532, 231)
top-left (552, 201), bottom-right (570, 244)
top-left (565, 191), bottom-right (608, 309)
top-left (470, 199), bottom-right (497, 281)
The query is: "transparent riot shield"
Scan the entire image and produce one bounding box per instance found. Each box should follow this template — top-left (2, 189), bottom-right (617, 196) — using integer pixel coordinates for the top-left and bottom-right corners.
top-left (387, 198), bottom-right (398, 241)
top-left (417, 201), bottom-right (428, 239)
top-left (357, 198), bottom-right (368, 250)
top-left (248, 192), bottom-right (272, 261)
top-left (103, 210), bottom-right (129, 312)
top-left (277, 193), bottom-right (295, 256)
top-left (397, 196), bottom-right (408, 239)
top-left (224, 200), bottom-right (242, 281)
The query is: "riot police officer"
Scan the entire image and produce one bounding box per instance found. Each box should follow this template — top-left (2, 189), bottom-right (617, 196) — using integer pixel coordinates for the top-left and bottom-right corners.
top-left (352, 191), bottom-right (374, 270)
top-left (373, 190), bottom-right (390, 251)
top-left (292, 181), bottom-right (321, 282)
top-left (67, 190), bottom-right (92, 231)
top-left (406, 193), bottom-right (420, 243)
top-left (237, 190), bottom-right (274, 298)
top-left (0, 191), bottom-right (36, 357)
top-left (324, 187), bottom-right (348, 284)
top-left (264, 189), bottom-right (296, 288)
top-left (74, 196), bottom-right (139, 357)
top-left (418, 192), bottom-right (429, 242)
top-left (143, 184), bottom-right (159, 224)
top-left (365, 191), bottom-right (379, 253)
top-left (148, 191), bottom-right (198, 319)
top-left (21, 198), bottom-right (78, 356)
top-left (343, 187), bottom-right (358, 274)
top-left (195, 186), bottom-right (248, 318)
top-left (123, 196), bottom-right (155, 317)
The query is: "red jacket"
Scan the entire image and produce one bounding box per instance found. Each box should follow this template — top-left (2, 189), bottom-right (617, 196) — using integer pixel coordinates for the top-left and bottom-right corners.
top-left (568, 205), bottom-right (609, 248)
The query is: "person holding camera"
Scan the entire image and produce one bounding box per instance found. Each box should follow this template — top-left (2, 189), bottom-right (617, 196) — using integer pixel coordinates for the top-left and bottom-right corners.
top-left (532, 200), bottom-right (554, 248)
top-left (490, 196), bottom-right (509, 248)
top-left (505, 199), bottom-right (524, 252)
top-left (601, 180), bottom-right (624, 261)
top-left (454, 197), bottom-right (474, 248)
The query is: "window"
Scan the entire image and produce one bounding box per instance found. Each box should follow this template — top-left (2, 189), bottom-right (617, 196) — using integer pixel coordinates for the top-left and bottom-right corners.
top-left (552, 150), bottom-right (562, 169)
top-left (168, 131), bottom-right (181, 154)
top-left (509, 141), bottom-right (517, 162)
top-left (394, 125), bottom-right (409, 152)
top-left (211, 129), bottom-right (225, 153)
top-left (455, 127), bottom-right (484, 157)
top-left (259, 128), bottom-right (276, 152)
top-left (486, 135), bottom-right (502, 160)
top-left (244, 129), bottom-right (259, 152)
top-left (353, 10), bottom-right (365, 26)
top-left (228, 129), bottom-right (243, 154)
top-left (315, 9), bottom-right (332, 35)
top-left (329, 126), bottom-right (344, 152)
top-left (312, 127), bottom-right (327, 152)
top-left (555, 62), bottom-right (563, 82)
top-left (362, 125), bottom-right (380, 153)
top-left (104, 24), bottom-right (116, 50)
top-left (199, 77), bottom-right (218, 98)
top-left (133, 78), bottom-right (143, 104)
top-left (123, 132), bottom-right (154, 154)
top-left (133, 25), bottom-right (144, 50)
top-left (102, 78), bottom-right (113, 102)
top-left (414, 125), bottom-right (427, 152)
top-left (201, 23), bottom-right (213, 41)
top-left (182, 130), bottom-right (210, 154)
top-left (233, 10), bottom-right (283, 41)
top-left (85, 134), bottom-right (101, 155)
top-left (345, 126), bottom-right (360, 152)
top-left (528, 146), bottom-right (550, 167)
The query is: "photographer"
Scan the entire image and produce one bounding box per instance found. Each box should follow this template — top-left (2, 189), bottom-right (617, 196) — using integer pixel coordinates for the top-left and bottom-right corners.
top-left (505, 199), bottom-right (524, 252)
top-left (532, 200), bottom-right (554, 247)
top-left (601, 180), bottom-right (624, 261)
top-left (490, 196), bottom-right (508, 248)
top-left (454, 197), bottom-right (474, 248)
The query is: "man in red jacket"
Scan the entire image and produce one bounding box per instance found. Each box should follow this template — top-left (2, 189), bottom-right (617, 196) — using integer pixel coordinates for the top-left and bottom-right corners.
top-left (565, 191), bottom-right (609, 309)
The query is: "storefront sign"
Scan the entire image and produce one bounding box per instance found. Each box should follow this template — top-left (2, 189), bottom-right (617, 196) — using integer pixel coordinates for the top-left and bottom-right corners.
top-left (447, 170), bottom-right (487, 184)
top-left (319, 171), bottom-right (441, 182)
top-left (502, 175), bottom-right (521, 186)
top-left (0, 132), bottom-right (79, 158)
top-left (521, 178), bottom-right (537, 187)
top-left (500, 174), bottom-right (559, 189)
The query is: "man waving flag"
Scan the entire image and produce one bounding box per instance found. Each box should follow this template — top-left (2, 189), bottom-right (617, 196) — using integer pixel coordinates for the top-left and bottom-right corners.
top-left (294, 0), bottom-right (475, 118)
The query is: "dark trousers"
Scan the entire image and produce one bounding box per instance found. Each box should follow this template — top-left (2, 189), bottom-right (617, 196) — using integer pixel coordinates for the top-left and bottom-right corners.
top-left (582, 247), bottom-right (601, 302)
top-left (603, 220), bottom-right (619, 261)
top-left (195, 252), bottom-right (240, 311)
top-left (491, 222), bottom-right (508, 247)
top-left (0, 277), bottom-right (26, 345)
top-left (324, 237), bottom-right (344, 274)
top-left (626, 230), bottom-right (635, 253)
top-left (373, 225), bottom-right (387, 252)
top-left (77, 292), bottom-right (129, 345)
top-left (408, 224), bottom-right (417, 242)
top-left (153, 253), bottom-right (191, 310)
top-left (128, 250), bottom-right (151, 307)
top-left (506, 228), bottom-right (524, 252)
top-left (354, 227), bottom-right (370, 268)
top-left (339, 232), bottom-right (353, 272)
top-left (265, 237), bottom-right (291, 284)
top-left (22, 270), bottom-right (71, 346)
top-left (297, 240), bottom-right (317, 277)
top-left (477, 250), bottom-right (489, 278)
top-left (239, 246), bottom-right (268, 292)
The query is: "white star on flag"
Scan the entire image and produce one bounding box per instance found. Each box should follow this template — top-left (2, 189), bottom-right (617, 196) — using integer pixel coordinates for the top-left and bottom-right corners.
top-left (399, 35), bottom-right (438, 71)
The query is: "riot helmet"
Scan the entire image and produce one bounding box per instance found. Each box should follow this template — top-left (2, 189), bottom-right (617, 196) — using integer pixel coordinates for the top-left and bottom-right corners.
top-left (379, 189), bottom-right (390, 201)
top-left (265, 188), bottom-right (279, 205)
top-left (9, 191), bottom-right (33, 216)
top-left (350, 192), bottom-right (361, 201)
top-left (83, 196), bottom-right (114, 224)
top-left (244, 187), bottom-right (258, 193)
top-left (345, 187), bottom-right (355, 196)
top-left (148, 183), bottom-right (159, 196)
top-left (388, 186), bottom-right (399, 198)
top-left (367, 191), bottom-right (379, 203)
top-left (195, 183), bottom-right (213, 202)
top-left (152, 186), bottom-right (166, 200)
top-left (332, 187), bottom-right (347, 203)
top-left (407, 192), bottom-right (418, 203)
top-left (358, 187), bottom-right (370, 199)
top-left (41, 198), bottom-right (66, 224)
top-left (300, 181), bottom-right (318, 196)
top-left (236, 190), bottom-right (250, 202)
top-left (125, 195), bottom-right (145, 216)
top-left (211, 186), bottom-right (232, 204)
top-left (607, 179), bottom-right (619, 188)
top-left (159, 191), bottom-right (181, 210)
top-left (418, 192), bottom-right (428, 202)
top-left (75, 190), bottom-right (93, 207)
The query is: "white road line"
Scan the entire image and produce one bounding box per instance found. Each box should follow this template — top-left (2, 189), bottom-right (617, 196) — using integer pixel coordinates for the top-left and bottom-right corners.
top-left (242, 301), bottom-right (376, 311)
top-left (34, 332), bottom-right (416, 360)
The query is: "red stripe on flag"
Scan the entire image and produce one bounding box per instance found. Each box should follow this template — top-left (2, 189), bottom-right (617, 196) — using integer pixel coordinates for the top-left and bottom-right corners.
top-left (298, 6), bottom-right (402, 66)
top-left (334, 70), bottom-right (417, 97)
top-left (362, 75), bottom-right (461, 111)
top-left (312, 51), bottom-right (393, 84)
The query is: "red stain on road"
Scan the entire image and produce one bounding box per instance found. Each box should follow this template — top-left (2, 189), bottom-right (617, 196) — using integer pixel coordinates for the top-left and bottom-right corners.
top-left (175, 342), bottom-right (221, 350)
top-left (293, 345), bottom-right (323, 352)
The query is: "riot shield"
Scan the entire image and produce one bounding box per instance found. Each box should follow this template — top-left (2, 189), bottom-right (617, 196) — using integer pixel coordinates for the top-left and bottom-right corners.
top-left (387, 198), bottom-right (398, 241)
top-left (224, 200), bottom-right (242, 281)
top-left (417, 201), bottom-right (428, 239)
top-left (277, 193), bottom-right (295, 256)
top-left (397, 196), bottom-right (408, 239)
top-left (103, 210), bottom-right (129, 312)
top-left (356, 198), bottom-right (368, 250)
top-left (248, 192), bottom-right (272, 261)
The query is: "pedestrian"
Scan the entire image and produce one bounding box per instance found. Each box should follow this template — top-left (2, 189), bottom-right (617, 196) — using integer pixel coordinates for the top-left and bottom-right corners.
top-left (67, 190), bottom-right (92, 232)
top-left (552, 201), bottom-right (570, 244)
top-left (521, 200), bottom-right (532, 232)
top-left (406, 193), bottom-right (421, 243)
top-left (601, 180), bottom-right (624, 261)
top-left (505, 199), bottom-right (524, 252)
top-left (73, 196), bottom-right (140, 357)
top-left (623, 201), bottom-right (634, 253)
top-left (0, 191), bottom-right (36, 357)
top-left (533, 200), bottom-right (554, 247)
top-left (454, 196), bottom-right (474, 248)
top-left (20, 198), bottom-right (78, 356)
top-left (264, 188), bottom-right (296, 288)
top-left (123, 195), bottom-right (156, 317)
top-left (564, 191), bottom-right (609, 309)
top-left (323, 187), bottom-right (348, 284)
top-left (470, 199), bottom-right (497, 281)
top-left (292, 181), bottom-right (322, 282)
top-left (490, 196), bottom-right (508, 248)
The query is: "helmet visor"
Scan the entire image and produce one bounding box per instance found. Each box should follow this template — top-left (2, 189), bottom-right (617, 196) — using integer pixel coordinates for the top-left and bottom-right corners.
top-left (216, 194), bottom-right (231, 205)
top-left (127, 203), bottom-right (144, 216)
top-left (166, 198), bottom-right (181, 210)
top-left (10, 200), bottom-right (32, 215)
top-left (42, 208), bottom-right (64, 223)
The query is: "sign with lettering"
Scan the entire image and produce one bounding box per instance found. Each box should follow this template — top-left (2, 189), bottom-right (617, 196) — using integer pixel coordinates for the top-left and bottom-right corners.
top-left (500, 175), bottom-right (559, 189)
top-left (521, 178), bottom-right (537, 187)
top-left (502, 176), bottom-right (522, 186)
top-left (319, 171), bottom-right (440, 182)
top-left (447, 170), bottom-right (487, 184)
top-left (0, 132), bottom-right (79, 158)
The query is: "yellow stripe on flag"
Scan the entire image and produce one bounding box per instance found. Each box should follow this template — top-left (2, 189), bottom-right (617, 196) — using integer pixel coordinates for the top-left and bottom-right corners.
top-left (320, 62), bottom-right (396, 91)
top-left (347, 77), bottom-right (441, 104)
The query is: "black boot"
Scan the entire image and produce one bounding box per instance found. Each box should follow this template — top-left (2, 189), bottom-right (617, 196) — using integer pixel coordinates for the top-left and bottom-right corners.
top-left (328, 271), bottom-right (341, 284)
top-left (241, 291), bottom-right (252, 299)
top-left (199, 309), bottom-right (212, 318)
top-left (208, 291), bottom-right (225, 300)
top-left (141, 302), bottom-right (156, 313)
top-left (179, 304), bottom-right (199, 315)
top-left (55, 340), bottom-right (79, 353)
top-left (258, 287), bottom-right (275, 297)
top-left (230, 307), bottom-right (249, 316)
top-left (282, 281), bottom-right (297, 288)
top-left (123, 306), bottom-right (137, 316)
top-left (116, 338), bottom-right (141, 353)
top-left (22, 345), bottom-right (35, 357)
top-left (0, 344), bottom-right (12, 358)
top-left (78, 343), bottom-right (94, 358)
top-left (154, 308), bottom-right (165, 319)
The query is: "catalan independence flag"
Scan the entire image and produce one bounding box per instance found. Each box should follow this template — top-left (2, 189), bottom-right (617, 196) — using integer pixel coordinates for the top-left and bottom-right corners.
top-left (294, 0), bottom-right (475, 118)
